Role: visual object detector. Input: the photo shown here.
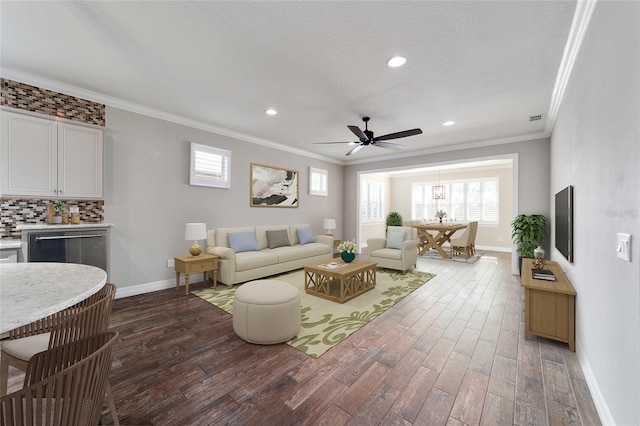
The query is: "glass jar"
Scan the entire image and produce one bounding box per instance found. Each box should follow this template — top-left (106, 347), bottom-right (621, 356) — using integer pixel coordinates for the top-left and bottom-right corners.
top-left (69, 206), bottom-right (80, 224)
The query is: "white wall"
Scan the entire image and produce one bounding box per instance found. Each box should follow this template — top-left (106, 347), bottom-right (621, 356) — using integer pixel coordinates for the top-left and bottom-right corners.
top-left (103, 107), bottom-right (343, 294)
top-left (550, 1), bottom-right (640, 424)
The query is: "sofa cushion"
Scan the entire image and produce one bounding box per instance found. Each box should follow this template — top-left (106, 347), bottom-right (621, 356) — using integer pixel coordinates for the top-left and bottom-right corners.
top-left (266, 229), bottom-right (290, 249)
top-left (216, 227), bottom-right (254, 249)
top-left (289, 224), bottom-right (311, 245)
top-left (371, 247), bottom-right (403, 260)
top-left (228, 231), bottom-right (259, 253)
top-left (235, 251), bottom-right (279, 272)
top-left (296, 228), bottom-right (315, 245)
top-left (386, 230), bottom-right (407, 249)
top-left (304, 242), bottom-right (332, 257)
top-left (269, 246), bottom-right (309, 262)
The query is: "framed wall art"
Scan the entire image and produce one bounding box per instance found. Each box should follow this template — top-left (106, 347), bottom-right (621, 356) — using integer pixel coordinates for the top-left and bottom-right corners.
top-left (250, 163), bottom-right (299, 207)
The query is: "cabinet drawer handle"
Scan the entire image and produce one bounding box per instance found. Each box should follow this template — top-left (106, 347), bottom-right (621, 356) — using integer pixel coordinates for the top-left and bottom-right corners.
top-left (36, 234), bottom-right (103, 241)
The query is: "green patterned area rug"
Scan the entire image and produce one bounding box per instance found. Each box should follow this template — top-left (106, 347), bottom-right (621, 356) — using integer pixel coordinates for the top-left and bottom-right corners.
top-left (192, 268), bottom-right (435, 358)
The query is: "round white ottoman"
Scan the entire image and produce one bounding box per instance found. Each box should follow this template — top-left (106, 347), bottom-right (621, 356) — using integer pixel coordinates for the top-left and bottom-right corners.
top-left (232, 279), bottom-right (301, 344)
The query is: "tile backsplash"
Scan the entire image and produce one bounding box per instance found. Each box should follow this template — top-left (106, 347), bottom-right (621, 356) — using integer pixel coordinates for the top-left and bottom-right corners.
top-left (0, 199), bottom-right (104, 239)
top-left (1, 78), bottom-right (105, 126)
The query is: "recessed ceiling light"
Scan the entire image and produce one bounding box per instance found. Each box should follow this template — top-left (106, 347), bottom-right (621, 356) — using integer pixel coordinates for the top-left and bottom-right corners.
top-left (265, 108), bottom-right (278, 115)
top-left (387, 56), bottom-right (407, 68)
top-left (443, 121), bottom-right (456, 126)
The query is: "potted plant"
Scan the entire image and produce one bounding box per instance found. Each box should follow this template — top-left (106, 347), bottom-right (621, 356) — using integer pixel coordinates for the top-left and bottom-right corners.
top-left (511, 214), bottom-right (549, 273)
top-left (51, 201), bottom-right (67, 224)
top-left (436, 209), bottom-right (447, 223)
top-left (386, 212), bottom-right (403, 229)
top-left (337, 240), bottom-right (357, 263)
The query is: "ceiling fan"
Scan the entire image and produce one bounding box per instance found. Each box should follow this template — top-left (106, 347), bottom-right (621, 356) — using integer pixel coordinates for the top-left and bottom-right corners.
top-left (314, 116), bottom-right (423, 156)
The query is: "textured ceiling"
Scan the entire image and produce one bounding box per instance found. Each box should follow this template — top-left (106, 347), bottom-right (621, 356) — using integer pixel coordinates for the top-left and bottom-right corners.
top-left (1, 1), bottom-right (577, 163)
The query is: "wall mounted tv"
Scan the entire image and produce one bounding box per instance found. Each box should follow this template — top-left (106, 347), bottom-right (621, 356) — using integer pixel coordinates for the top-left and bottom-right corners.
top-left (555, 185), bottom-right (573, 262)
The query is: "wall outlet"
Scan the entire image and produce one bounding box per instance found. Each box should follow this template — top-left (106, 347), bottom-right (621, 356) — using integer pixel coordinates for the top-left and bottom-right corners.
top-left (167, 258), bottom-right (175, 268)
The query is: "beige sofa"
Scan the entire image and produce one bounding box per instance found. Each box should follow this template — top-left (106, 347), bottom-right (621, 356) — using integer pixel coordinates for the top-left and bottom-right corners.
top-left (206, 224), bottom-right (332, 287)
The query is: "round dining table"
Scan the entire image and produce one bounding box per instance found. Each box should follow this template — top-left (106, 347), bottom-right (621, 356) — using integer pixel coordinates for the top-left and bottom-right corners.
top-left (0, 263), bottom-right (107, 334)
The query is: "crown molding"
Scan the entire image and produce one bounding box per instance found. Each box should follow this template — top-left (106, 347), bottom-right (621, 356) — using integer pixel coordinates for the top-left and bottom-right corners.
top-left (344, 131), bottom-right (548, 166)
top-left (0, 68), bottom-right (345, 166)
top-left (545, 0), bottom-right (599, 135)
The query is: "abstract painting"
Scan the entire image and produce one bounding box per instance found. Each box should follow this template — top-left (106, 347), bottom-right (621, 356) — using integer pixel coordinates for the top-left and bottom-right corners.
top-left (250, 163), bottom-right (299, 207)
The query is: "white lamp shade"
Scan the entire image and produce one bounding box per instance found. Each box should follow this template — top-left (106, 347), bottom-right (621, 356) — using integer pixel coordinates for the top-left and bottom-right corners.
top-left (323, 219), bottom-right (336, 230)
top-left (185, 223), bottom-right (207, 241)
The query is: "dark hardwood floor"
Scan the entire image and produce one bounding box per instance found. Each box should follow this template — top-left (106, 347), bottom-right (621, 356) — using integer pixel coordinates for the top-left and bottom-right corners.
top-left (6, 252), bottom-right (603, 425)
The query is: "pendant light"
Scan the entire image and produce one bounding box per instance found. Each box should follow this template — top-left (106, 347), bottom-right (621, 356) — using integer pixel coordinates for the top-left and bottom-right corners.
top-left (433, 167), bottom-right (446, 199)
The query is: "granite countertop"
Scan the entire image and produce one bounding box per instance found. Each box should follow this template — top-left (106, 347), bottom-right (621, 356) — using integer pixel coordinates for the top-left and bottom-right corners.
top-left (0, 263), bottom-right (107, 333)
top-left (16, 223), bottom-right (115, 231)
top-left (0, 239), bottom-right (21, 249)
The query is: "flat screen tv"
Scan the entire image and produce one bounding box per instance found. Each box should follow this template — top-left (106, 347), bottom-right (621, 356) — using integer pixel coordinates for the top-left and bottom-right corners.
top-left (555, 185), bottom-right (573, 262)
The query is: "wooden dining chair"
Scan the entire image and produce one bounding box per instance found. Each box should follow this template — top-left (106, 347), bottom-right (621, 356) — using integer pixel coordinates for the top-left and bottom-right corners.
top-left (0, 283), bottom-right (118, 424)
top-left (0, 331), bottom-right (118, 426)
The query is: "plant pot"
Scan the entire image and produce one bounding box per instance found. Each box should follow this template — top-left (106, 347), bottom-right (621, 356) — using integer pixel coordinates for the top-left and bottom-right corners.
top-left (341, 252), bottom-right (355, 263)
top-left (518, 256), bottom-right (523, 276)
top-left (52, 214), bottom-right (62, 224)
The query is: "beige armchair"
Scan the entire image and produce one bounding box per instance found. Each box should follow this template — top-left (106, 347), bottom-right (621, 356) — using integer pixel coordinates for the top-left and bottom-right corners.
top-left (367, 226), bottom-right (418, 273)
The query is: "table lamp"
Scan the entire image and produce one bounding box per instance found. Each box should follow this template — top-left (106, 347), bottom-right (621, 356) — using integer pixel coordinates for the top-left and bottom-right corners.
top-left (185, 223), bottom-right (207, 256)
top-left (323, 219), bottom-right (336, 236)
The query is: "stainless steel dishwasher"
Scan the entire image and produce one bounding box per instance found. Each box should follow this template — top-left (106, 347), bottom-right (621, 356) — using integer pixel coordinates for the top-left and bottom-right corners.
top-left (26, 228), bottom-right (109, 273)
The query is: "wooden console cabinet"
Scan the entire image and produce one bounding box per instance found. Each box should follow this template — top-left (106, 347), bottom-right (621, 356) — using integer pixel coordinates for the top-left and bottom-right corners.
top-left (520, 258), bottom-right (576, 351)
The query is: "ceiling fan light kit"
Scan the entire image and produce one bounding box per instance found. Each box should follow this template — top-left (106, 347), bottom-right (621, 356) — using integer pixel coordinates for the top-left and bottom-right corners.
top-left (314, 116), bottom-right (422, 156)
top-left (387, 56), bottom-right (407, 68)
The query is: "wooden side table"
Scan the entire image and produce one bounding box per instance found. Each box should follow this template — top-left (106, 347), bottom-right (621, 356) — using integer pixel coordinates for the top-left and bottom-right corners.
top-left (174, 253), bottom-right (218, 296)
top-left (332, 238), bottom-right (342, 258)
top-left (520, 258), bottom-right (576, 351)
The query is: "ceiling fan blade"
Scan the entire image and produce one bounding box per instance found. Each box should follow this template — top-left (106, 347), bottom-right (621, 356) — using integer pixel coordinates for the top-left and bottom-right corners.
top-left (372, 141), bottom-right (406, 150)
top-left (348, 125), bottom-right (367, 141)
top-left (313, 141), bottom-right (354, 144)
top-left (346, 144), bottom-right (364, 156)
top-left (373, 128), bottom-right (422, 141)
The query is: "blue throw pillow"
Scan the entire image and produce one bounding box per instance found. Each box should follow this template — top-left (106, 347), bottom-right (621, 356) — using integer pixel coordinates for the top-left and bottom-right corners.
top-left (228, 231), bottom-right (259, 253)
top-left (386, 230), bottom-right (407, 249)
top-left (296, 228), bottom-right (315, 245)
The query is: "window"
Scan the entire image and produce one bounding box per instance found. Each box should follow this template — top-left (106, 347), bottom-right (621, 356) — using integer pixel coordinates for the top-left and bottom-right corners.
top-left (361, 179), bottom-right (384, 221)
top-left (309, 167), bottom-right (328, 196)
top-left (189, 142), bottom-right (231, 188)
top-left (411, 177), bottom-right (499, 225)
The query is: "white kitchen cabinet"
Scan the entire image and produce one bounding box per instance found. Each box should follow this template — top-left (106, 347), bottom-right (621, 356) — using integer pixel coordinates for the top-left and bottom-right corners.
top-left (1, 110), bottom-right (103, 199)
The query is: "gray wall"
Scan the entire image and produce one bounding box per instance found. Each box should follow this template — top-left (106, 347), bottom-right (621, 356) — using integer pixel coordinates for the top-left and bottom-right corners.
top-left (104, 107), bottom-right (343, 292)
top-left (550, 1), bottom-right (640, 424)
top-left (344, 138), bottom-right (551, 272)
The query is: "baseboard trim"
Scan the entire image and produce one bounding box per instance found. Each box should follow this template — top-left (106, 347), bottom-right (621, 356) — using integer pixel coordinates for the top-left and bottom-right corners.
top-left (576, 339), bottom-right (615, 425)
top-left (475, 245), bottom-right (511, 253)
top-left (114, 273), bottom-right (205, 299)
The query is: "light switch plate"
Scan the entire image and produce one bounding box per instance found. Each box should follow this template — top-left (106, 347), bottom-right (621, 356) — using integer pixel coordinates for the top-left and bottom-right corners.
top-left (616, 233), bottom-right (631, 262)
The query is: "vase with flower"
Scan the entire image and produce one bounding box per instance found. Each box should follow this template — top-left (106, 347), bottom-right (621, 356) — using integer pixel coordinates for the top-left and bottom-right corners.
top-left (337, 240), bottom-right (356, 263)
top-left (436, 209), bottom-right (447, 224)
